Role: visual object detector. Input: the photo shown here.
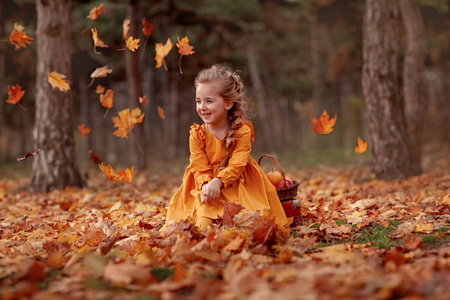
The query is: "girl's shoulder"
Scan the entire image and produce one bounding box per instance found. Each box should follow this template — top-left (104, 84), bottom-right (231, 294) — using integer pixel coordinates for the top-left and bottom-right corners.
top-left (189, 123), bottom-right (206, 141)
top-left (237, 121), bottom-right (254, 143)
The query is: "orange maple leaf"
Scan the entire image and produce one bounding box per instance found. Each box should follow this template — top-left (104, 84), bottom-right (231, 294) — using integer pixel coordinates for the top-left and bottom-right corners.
top-left (48, 71), bottom-right (70, 92)
top-left (9, 23), bottom-right (34, 50)
top-left (157, 106), bottom-right (165, 119)
top-left (95, 84), bottom-right (105, 94)
top-left (100, 89), bottom-right (113, 108)
top-left (87, 3), bottom-right (104, 20)
top-left (99, 162), bottom-right (134, 184)
top-left (176, 36), bottom-right (195, 74)
top-left (113, 107), bottom-right (145, 139)
top-left (78, 124), bottom-right (91, 138)
top-left (91, 27), bottom-right (109, 54)
top-left (6, 84), bottom-right (25, 104)
top-left (355, 137), bottom-right (368, 154)
top-left (310, 110), bottom-right (337, 134)
top-left (155, 38), bottom-right (173, 70)
top-left (142, 19), bottom-right (154, 37)
top-left (118, 166), bottom-right (134, 184)
top-left (123, 18), bottom-right (131, 39)
top-left (125, 36), bottom-right (140, 52)
top-left (139, 96), bottom-right (148, 104)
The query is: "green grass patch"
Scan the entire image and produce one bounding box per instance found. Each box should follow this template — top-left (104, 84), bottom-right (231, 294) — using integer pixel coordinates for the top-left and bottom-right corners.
top-left (151, 267), bottom-right (174, 282)
top-left (356, 221), bottom-right (402, 249)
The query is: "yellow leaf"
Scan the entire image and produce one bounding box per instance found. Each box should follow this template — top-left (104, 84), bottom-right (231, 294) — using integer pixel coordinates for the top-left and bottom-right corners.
top-left (443, 194), bottom-right (450, 205)
top-left (126, 36), bottom-right (140, 52)
top-left (48, 71), bottom-right (70, 92)
top-left (155, 38), bottom-right (173, 69)
top-left (355, 137), bottom-right (368, 154)
top-left (414, 222), bottom-right (434, 233)
top-left (91, 27), bottom-right (109, 54)
top-left (123, 18), bottom-right (131, 40)
top-left (87, 3), bottom-right (104, 20)
top-left (113, 108), bottom-right (145, 139)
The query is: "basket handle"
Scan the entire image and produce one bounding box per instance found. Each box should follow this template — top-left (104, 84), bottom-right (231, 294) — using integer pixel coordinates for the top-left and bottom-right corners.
top-left (258, 154), bottom-right (288, 188)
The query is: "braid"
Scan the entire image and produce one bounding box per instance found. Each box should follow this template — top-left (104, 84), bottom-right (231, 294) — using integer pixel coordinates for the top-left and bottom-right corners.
top-left (195, 64), bottom-right (248, 169)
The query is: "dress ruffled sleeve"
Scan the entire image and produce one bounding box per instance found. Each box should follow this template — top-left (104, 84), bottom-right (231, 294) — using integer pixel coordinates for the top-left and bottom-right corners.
top-left (189, 123), bottom-right (213, 189)
top-left (217, 121), bottom-right (254, 188)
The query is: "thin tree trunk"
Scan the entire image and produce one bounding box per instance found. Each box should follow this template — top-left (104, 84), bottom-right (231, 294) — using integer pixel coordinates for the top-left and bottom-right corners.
top-left (30, 0), bottom-right (85, 192)
top-left (246, 41), bottom-right (275, 152)
top-left (400, 0), bottom-right (427, 164)
top-left (0, 2), bottom-right (6, 165)
top-left (125, 0), bottom-right (146, 170)
top-left (309, 12), bottom-right (323, 115)
top-left (362, 0), bottom-right (420, 180)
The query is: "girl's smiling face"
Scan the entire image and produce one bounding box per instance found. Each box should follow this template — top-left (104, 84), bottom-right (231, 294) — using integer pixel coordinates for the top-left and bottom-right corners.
top-left (196, 82), bottom-right (232, 128)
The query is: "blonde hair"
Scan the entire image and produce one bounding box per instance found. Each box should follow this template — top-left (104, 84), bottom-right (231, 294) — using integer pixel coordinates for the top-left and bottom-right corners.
top-left (195, 64), bottom-right (248, 169)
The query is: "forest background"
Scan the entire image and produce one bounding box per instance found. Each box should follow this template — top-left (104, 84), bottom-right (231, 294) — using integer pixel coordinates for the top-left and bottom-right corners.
top-left (1, 0), bottom-right (449, 175)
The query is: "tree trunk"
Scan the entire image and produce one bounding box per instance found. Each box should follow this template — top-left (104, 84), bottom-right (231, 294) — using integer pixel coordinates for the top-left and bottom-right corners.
top-left (400, 0), bottom-right (427, 164)
top-left (0, 2), bottom-right (6, 165)
top-left (362, 0), bottom-right (421, 180)
top-left (246, 41), bottom-right (275, 152)
top-left (30, 0), bottom-right (85, 192)
top-left (125, 0), bottom-right (146, 170)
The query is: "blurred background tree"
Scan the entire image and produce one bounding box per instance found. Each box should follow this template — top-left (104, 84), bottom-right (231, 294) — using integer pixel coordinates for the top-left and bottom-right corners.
top-left (0, 0), bottom-right (449, 182)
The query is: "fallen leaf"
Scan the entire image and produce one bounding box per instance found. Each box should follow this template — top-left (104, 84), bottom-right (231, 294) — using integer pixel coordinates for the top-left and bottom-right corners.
top-left (100, 89), bottom-right (114, 108)
top-left (414, 222), bottom-right (434, 233)
top-left (125, 36), bottom-right (140, 52)
top-left (355, 137), bottom-right (368, 154)
top-left (113, 108), bottom-right (145, 139)
top-left (91, 27), bottom-right (109, 54)
top-left (9, 23), bottom-right (34, 50)
top-left (78, 124), bottom-right (91, 138)
top-left (142, 19), bottom-right (154, 37)
top-left (223, 201), bottom-right (245, 227)
top-left (48, 71), bottom-right (70, 92)
top-left (123, 18), bottom-right (131, 39)
top-left (157, 106), bottom-right (165, 119)
top-left (310, 110), bottom-right (337, 134)
top-left (95, 84), bottom-right (105, 94)
top-left (155, 38), bottom-right (173, 70)
top-left (139, 96), bottom-right (148, 104)
top-left (6, 84), bottom-right (25, 104)
top-left (17, 149), bottom-right (40, 161)
top-left (443, 194), bottom-right (450, 205)
top-left (87, 3), bottom-right (104, 20)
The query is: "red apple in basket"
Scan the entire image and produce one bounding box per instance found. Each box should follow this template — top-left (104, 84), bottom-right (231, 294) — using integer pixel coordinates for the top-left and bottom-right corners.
top-left (275, 177), bottom-right (294, 189)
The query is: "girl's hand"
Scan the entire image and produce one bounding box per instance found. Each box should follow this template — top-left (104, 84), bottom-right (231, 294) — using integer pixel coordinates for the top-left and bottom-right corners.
top-left (201, 178), bottom-right (223, 203)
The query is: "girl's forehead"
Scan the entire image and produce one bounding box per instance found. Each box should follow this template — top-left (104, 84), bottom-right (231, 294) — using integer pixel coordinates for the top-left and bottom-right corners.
top-left (196, 82), bottom-right (222, 94)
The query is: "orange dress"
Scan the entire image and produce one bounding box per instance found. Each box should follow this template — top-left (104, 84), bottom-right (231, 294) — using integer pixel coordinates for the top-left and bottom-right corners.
top-left (164, 121), bottom-right (288, 230)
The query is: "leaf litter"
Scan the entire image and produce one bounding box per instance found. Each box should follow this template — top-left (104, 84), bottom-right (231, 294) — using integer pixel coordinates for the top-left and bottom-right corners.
top-left (0, 156), bottom-right (449, 299)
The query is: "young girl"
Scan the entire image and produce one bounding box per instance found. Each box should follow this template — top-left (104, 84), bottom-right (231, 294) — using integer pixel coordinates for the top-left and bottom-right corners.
top-left (163, 64), bottom-right (288, 231)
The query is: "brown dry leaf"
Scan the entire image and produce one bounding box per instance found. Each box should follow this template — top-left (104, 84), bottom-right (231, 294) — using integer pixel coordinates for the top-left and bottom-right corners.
top-left (87, 3), bottom-right (104, 20)
top-left (6, 84), bottom-right (25, 104)
top-left (48, 71), bottom-right (70, 92)
top-left (414, 222), bottom-right (434, 233)
top-left (155, 38), bottom-right (173, 70)
top-left (100, 89), bottom-right (113, 108)
top-left (113, 108), bottom-right (145, 139)
top-left (125, 36), bottom-right (140, 52)
top-left (95, 84), bottom-right (106, 94)
top-left (90, 66), bottom-right (113, 79)
top-left (104, 261), bottom-right (152, 286)
top-left (88, 150), bottom-right (103, 165)
top-left (142, 19), bottom-right (154, 37)
top-left (91, 27), bottom-right (109, 54)
top-left (123, 18), bottom-right (131, 39)
top-left (139, 96), bottom-right (148, 104)
top-left (46, 249), bottom-right (64, 268)
top-left (223, 201), bottom-right (245, 227)
top-left (78, 124), bottom-right (91, 138)
top-left (443, 194), bottom-right (450, 205)
top-left (157, 106), bottom-right (165, 119)
top-left (310, 110), bottom-right (337, 134)
top-left (9, 23), bottom-right (34, 50)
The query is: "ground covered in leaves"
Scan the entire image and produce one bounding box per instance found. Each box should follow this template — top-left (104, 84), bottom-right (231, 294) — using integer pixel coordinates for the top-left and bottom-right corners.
top-left (1, 155), bottom-right (449, 300)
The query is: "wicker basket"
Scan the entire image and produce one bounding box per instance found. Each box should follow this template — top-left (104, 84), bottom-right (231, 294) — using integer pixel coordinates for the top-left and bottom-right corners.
top-left (258, 154), bottom-right (299, 201)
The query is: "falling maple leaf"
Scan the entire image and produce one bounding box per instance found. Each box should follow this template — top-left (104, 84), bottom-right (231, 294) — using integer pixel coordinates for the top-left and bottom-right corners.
top-left (78, 124), bottom-right (91, 138)
top-left (113, 108), bottom-right (145, 139)
top-left (155, 38), bottom-right (173, 70)
top-left (95, 84), bottom-right (105, 94)
top-left (176, 36), bottom-right (195, 74)
top-left (139, 96), bottom-right (148, 104)
top-left (6, 84), bottom-right (25, 104)
top-left (48, 71), bottom-right (70, 92)
top-left (99, 162), bottom-right (134, 184)
top-left (310, 110), bottom-right (337, 134)
top-left (88, 66), bottom-right (113, 87)
top-left (91, 27), bottom-right (109, 54)
top-left (17, 149), bottom-right (40, 161)
top-left (355, 137), bottom-right (368, 154)
top-left (157, 106), bottom-right (165, 119)
top-left (88, 150), bottom-right (103, 165)
top-left (100, 89), bottom-right (113, 117)
top-left (125, 36), bottom-right (140, 52)
top-left (87, 3), bottom-right (104, 20)
top-left (123, 18), bottom-right (131, 39)
top-left (9, 23), bottom-right (34, 50)
top-left (142, 19), bottom-right (154, 37)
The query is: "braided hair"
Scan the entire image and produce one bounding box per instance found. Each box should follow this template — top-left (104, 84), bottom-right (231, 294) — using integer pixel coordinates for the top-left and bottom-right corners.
top-left (194, 64), bottom-right (248, 169)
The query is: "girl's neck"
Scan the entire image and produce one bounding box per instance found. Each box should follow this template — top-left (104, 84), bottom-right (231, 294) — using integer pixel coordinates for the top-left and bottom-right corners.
top-left (205, 121), bottom-right (229, 140)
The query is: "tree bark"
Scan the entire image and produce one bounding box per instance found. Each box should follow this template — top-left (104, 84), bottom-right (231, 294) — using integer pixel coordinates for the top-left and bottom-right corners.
top-left (125, 0), bottom-right (146, 170)
top-left (400, 0), bottom-right (427, 164)
top-left (30, 0), bottom-right (85, 192)
top-left (362, 0), bottom-right (421, 180)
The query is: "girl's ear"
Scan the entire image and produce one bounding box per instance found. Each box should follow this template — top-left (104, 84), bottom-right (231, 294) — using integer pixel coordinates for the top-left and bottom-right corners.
top-left (225, 101), bottom-right (233, 110)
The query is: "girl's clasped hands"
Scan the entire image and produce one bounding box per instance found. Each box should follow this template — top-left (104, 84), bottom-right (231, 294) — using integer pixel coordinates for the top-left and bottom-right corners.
top-left (201, 177), bottom-right (223, 203)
